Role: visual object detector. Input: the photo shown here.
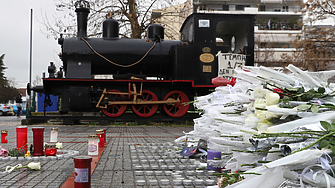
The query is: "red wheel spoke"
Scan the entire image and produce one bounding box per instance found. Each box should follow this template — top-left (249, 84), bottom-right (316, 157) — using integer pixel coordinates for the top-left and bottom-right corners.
top-left (132, 90), bottom-right (158, 117)
top-left (145, 94), bottom-right (150, 101)
top-left (101, 90), bottom-right (127, 117)
top-left (163, 90), bottom-right (189, 117)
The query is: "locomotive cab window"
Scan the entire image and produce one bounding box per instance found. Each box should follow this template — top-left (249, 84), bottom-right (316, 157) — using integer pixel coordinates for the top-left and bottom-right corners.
top-left (216, 21), bottom-right (248, 53)
top-left (189, 23), bottom-right (194, 42)
top-left (216, 38), bottom-right (224, 46)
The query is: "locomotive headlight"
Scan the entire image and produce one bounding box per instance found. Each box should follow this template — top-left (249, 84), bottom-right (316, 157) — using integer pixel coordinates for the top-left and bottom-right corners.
top-left (231, 36), bottom-right (236, 52)
top-left (78, 62), bottom-right (82, 66)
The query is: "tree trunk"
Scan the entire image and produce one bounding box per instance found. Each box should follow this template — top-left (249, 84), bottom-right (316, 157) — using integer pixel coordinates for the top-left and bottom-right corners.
top-left (128, 0), bottom-right (142, 38)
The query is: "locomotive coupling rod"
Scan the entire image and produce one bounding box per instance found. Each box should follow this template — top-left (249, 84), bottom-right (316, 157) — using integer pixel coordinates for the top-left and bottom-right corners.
top-left (107, 98), bottom-right (180, 105)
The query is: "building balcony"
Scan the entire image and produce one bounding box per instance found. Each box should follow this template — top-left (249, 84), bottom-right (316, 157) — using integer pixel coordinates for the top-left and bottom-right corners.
top-left (255, 17), bottom-right (302, 31)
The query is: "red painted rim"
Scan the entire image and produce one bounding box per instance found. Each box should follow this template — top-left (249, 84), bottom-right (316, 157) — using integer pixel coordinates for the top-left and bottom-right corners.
top-left (132, 90), bottom-right (158, 117)
top-left (101, 90), bottom-right (127, 117)
top-left (163, 90), bottom-right (189, 117)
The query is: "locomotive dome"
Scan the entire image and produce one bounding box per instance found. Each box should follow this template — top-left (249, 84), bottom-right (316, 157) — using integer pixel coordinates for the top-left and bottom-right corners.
top-left (147, 24), bottom-right (164, 40)
top-left (103, 18), bottom-right (119, 39)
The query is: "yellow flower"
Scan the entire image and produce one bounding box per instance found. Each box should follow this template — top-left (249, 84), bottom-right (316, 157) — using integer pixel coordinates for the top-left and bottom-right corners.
top-left (24, 151), bottom-right (31, 157)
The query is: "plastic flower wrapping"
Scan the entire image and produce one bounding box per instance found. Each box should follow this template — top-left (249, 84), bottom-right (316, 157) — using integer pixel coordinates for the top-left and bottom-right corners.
top-left (0, 162), bottom-right (40, 173)
top-left (175, 64), bottom-right (335, 188)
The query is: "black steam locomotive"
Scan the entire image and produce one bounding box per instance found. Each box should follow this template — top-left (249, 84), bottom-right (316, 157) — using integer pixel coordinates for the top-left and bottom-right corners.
top-left (30, 1), bottom-right (254, 118)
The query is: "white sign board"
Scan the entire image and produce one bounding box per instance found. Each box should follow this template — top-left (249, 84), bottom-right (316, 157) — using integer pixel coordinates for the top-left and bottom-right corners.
top-left (217, 53), bottom-right (246, 80)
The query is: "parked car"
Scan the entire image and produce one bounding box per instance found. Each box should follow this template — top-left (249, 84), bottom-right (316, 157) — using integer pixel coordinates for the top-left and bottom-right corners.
top-left (0, 104), bottom-right (13, 116)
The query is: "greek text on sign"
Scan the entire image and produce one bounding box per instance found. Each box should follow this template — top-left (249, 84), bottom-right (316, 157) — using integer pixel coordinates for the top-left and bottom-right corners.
top-left (218, 53), bottom-right (245, 80)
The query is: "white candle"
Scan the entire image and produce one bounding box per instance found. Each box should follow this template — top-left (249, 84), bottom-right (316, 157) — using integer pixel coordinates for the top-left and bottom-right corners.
top-left (50, 128), bottom-right (58, 142)
top-left (88, 135), bottom-right (99, 155)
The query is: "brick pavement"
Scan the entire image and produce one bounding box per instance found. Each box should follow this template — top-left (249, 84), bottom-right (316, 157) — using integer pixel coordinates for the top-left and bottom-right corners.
top-left (0, 123), bottom-right (219, 188)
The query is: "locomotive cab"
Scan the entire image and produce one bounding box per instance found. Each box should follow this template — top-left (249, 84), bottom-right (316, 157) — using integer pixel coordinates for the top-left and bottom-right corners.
top-left (174, 13), bottom-right (254, 85)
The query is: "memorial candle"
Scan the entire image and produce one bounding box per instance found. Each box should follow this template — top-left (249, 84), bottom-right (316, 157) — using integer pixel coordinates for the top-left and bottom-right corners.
top-left (1, 130), bottom-right (8, 143)
top-left (207, 149), bottom-right (221, 171)
top-left (16, 126), bottom-right (28, 152)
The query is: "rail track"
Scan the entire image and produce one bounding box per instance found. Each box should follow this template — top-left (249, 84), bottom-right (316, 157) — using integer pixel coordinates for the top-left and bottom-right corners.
top-left (23, 111), bottom-right (199, 125)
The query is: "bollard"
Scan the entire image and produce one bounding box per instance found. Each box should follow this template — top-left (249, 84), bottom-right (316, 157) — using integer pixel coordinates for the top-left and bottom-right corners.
top-left (207, 149), bottom-right (221, 171)
top-left (32, 127), bottom-right (45, 156)
top-left (16, 126), bottom-right (28, 152)
top-left (74, 156), bottom-right (92, 188)
top-left (1, 130), bottom-right (8, 143)
top-left (96, 130), bottom-right (105, 147)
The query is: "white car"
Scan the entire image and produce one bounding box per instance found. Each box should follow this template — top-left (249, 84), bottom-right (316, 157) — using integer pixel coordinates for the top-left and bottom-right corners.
top-left (0, 104), bottom-right (13, 116)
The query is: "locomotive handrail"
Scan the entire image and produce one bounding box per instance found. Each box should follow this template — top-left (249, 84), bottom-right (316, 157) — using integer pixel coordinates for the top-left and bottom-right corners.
top-left (80, 37), bottom-right (157, 68)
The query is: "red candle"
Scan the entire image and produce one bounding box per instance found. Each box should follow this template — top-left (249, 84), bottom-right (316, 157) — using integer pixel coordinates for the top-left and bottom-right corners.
top-left (32, 127), bottom-right (45, 156)
top-left (45, 143), bottom-right (57, 156)
top-left (96, 130), bottom-right (105, 147)
top-left (74, 156), bottom-right (92, 188)
top-left (103, 129), bottom-right (106, 143)
top-left (16, 126), bottom-right (27, 152)
top-left (1, 130), bottom-right (8, 143)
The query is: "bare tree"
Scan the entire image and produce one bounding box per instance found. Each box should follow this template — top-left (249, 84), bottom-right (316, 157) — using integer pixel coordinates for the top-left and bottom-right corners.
top-left (42, 0), bottom-right (186, 39)
top-left (303, 0), bottom-right (335, 23)
top-left (254, 34), bottom-right (276, 66)
top-left (280, 0), bottom-right (335, 71)
top-left (281, 26), bottom-right (335, 71)
top-left (32, 76), bottom-right (42, 87)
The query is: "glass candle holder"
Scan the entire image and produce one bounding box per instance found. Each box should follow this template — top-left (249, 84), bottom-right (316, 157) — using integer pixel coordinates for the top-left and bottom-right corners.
top-left (96, 130), bottom-right (105, 147)
top-left (32, 127), bottom-right (45, 156)
top-left (74, 156), bottom-right (92, 188)
top-left (16, 126), bottom-right (28, 153)
top-left (103, 129), bottom-right (106, 143)
top-left (45, 143), bottom-right (57, 156)
top-left (207, 149), bottom-right (221, 170)
top-left (50, 128), bottom-right (58, 142)
top-left (1, 130), bottom-right (8, 143)
top-left (88, 135), bottom-right (99, 155)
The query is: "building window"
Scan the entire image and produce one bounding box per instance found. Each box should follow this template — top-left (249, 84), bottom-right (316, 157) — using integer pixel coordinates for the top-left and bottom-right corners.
top-left (236, 5), bottom-right (250, 11)
top-left (260, 5), bottom-right (265, 11)
top-left (222, 5), bottom-right (229, 11)
top-left (236, 5), bottom-right (244, 11)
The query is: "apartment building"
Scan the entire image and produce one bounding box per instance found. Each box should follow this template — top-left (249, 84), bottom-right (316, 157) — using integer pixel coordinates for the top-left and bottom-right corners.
top-left (153, 0), bottom-right (303, 66)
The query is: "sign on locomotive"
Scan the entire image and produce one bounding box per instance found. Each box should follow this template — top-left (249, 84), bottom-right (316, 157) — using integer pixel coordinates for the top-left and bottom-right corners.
top-left (29, 0), bottom-right (254, 118)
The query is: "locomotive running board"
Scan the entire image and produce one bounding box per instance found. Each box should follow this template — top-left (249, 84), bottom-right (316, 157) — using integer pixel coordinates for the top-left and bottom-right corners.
top-left (96, 87), bottom-right (180, 109)
top-left (97, 98), bottom-right (180, 109)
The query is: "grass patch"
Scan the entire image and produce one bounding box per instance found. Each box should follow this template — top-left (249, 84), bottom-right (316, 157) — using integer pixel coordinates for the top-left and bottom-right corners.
top-left (109, 120), bottom-right (194, 127)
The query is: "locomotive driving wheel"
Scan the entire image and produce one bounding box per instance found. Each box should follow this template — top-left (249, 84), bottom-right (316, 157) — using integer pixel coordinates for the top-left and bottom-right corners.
top-left (101, 90), bottom-right (127, 117)
top-left (132, 90), bottom-right (158, 117)
top-left (163, 90), bottom-right (189, 117)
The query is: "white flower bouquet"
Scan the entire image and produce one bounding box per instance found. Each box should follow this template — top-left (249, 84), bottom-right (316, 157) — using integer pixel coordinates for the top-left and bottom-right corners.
top-left (176, 64), bottom-right (335, 188)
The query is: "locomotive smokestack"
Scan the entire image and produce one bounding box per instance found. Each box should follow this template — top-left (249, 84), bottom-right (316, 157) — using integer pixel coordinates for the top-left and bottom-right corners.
top-left (75, 0), bottom-right (90, 38)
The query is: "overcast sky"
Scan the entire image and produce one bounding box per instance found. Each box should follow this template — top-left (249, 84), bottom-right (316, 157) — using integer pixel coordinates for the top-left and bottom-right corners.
top-left (0, 0), bottom-right (60, 88)
top-left (0, 0), bottom-right (334, 89)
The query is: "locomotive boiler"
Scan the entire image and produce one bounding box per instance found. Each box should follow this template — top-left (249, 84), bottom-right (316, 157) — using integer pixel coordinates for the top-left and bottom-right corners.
top-left (30, 0), bottom-right (255, 118)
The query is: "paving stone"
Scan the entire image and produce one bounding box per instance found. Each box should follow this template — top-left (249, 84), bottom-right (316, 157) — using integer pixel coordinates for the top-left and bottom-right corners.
top-left (0, 125), bottom-right (212, 187)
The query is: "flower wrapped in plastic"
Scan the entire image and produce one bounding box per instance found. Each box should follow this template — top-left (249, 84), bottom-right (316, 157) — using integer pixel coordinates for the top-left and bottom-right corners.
top-left (0, 146), bottom-right (8, 157)
top-left (1, 162), bottom-right (40, 173)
